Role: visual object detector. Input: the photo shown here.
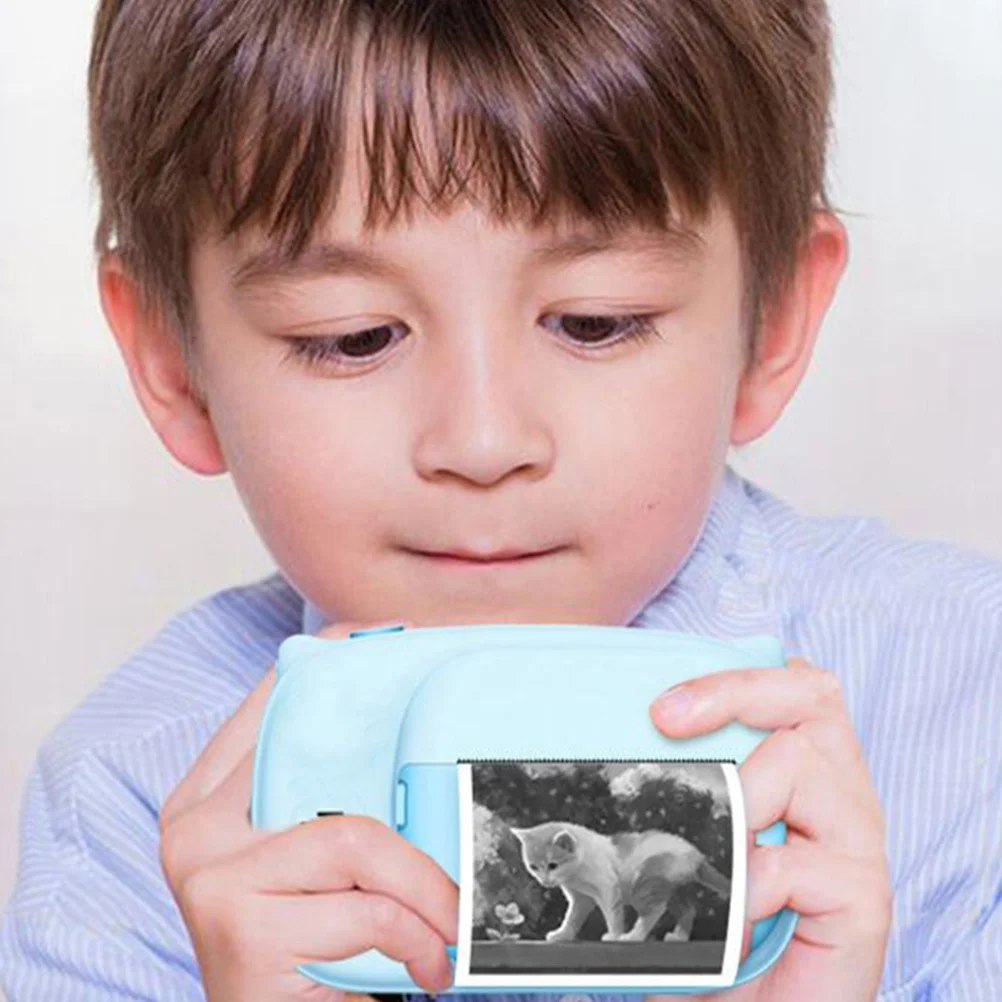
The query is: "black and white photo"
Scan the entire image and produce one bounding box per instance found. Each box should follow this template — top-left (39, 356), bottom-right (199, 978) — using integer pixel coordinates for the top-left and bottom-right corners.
top-left (455, 760), bottom-right (746, 990)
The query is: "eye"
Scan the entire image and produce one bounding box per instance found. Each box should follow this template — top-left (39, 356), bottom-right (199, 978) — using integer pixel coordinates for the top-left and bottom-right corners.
top-left (281, 322), bottom-right (406, 372)
top-left (281, 310), bottom-right (664, 374)
top-left (543, 311), bottom-right (665, 351)
top-left (547, 862), bottom-right (558, 870)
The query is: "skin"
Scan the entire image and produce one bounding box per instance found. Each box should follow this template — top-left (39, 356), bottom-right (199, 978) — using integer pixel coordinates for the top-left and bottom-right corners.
top-left (97, 189), bottom-right (847, 629)
top-left (96, 77), bottom-right (891, 1002)
top-left (648, 661), bottom-right (893, 1002)
top-left (95, 41), bottom-right (848, 630)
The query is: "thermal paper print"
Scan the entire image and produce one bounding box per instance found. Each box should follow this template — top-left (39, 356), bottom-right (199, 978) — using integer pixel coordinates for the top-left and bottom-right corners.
top-left (455, 760), bottom-right (746, 990)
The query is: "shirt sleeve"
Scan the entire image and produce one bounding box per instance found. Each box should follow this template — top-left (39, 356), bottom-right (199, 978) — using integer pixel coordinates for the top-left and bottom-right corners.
top-left (0, 739), bottom-right (206, 1001)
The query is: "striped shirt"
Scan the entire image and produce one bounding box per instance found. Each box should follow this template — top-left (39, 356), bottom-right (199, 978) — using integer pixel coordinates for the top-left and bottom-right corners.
top-left (1, 464), bottom-right (1000, 1001)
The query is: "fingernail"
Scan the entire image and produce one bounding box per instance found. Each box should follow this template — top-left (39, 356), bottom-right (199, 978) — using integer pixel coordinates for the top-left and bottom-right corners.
top-left (654, 684), bottom-right (696, 720)
top-left (437, 949), bottom-right (455, 989)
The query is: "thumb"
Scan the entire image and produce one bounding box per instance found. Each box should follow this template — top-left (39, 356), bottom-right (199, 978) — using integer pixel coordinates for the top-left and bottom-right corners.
top-left (160, 618), bottom-right (414, 881)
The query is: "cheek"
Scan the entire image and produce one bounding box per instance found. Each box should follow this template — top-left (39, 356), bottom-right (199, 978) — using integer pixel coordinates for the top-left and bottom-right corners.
top-left (204, 363), bottom-right (391, 563)
top-left (575, 349), bottom-right (731, 531)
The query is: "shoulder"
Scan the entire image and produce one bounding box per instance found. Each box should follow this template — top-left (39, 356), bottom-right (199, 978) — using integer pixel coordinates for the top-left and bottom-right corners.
top-left (0, 573), bottom-right (303, 978)
top-left (743, 478), bottom-right (1001, 759)
top-left (740, 476), bottom-right (1002, 725)
top-left (744, 477), bottom-right (1002, 627)
top-left (739, 482), bottom-right (1002, 997)
top-left (33, 570), bottom-right (304, 805)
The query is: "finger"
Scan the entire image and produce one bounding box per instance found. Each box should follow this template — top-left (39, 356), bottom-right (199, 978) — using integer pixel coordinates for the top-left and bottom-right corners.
top-left (230, 813), bottom-right (460, 947)
top-left (792, 716), bottom-right (884, 830)
top-left (777, 659), bottom-right (870, 781)
top-left (738, 726), bottom-right (883, 860)
top-left (161, 749), bottom-right (270, 886)
top-left (746, 840), bottom-right (893, 950)
top-left (163, 619), bottom-right (412, 825)
top-left (650, 658), bottom-right (857, 771)
top-left (651, 657), bottom-right (840, 732)
top-left (161, 666), bottom-right (277, 828)
top-left (740, 919), bottom-right (753, 963)
top-left (264, 890), bottom-right (455, 993)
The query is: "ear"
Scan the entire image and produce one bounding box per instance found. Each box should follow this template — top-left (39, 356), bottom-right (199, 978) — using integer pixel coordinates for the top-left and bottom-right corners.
top-left (730, 209), bottom-right (849, 446)
top-left (509, 826), bottom-right (526, 842)
top-left (97, 251), bottom-right (227, 476)
top-left (553, 829), bottom-right (576, 852)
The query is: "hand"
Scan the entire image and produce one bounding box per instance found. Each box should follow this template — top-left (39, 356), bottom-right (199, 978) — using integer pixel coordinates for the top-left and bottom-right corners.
top-left (159, 619), bottom-right (459, 1002)
top-left (645, 657), bottom-right (892, 1002)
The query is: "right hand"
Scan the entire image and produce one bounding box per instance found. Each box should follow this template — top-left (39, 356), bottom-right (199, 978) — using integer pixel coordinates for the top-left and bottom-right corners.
top-left (159, 619), bottom-right (459, 1002)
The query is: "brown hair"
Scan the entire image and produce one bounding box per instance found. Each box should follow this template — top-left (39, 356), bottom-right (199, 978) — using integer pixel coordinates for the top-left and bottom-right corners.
top-left (88, 0), bottom-right (838, 398)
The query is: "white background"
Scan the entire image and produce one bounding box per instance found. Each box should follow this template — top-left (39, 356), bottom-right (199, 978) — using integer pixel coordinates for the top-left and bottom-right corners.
top-left (1, 0), bottom-right (1000, 981)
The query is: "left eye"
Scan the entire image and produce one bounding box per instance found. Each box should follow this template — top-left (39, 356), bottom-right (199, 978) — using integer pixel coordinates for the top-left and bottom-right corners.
top-left (281, 311), bottom-right (664, 372)
top-left (543, 311), bottom-right (664, 349)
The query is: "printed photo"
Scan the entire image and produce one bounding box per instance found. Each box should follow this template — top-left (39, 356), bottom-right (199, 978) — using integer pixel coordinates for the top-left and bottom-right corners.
top-left (454, 760), bottom-right (746, 990)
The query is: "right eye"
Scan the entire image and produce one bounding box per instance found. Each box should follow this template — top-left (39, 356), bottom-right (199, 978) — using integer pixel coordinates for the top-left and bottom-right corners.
top-left (282, 323), bottom-right (407, 372)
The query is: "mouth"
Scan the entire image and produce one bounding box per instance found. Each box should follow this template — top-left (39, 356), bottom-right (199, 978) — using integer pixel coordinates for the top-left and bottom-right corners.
top-left (407, 545), bottom-right (566, 567)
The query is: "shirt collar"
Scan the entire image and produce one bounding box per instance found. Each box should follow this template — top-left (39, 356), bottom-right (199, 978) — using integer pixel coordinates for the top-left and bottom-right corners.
top-left (299, 462), bottom-right (783, 641)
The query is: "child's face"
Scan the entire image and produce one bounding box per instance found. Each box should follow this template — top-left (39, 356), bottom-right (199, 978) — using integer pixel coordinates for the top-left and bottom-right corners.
top-left (184, 188), bottom-right (750, 628)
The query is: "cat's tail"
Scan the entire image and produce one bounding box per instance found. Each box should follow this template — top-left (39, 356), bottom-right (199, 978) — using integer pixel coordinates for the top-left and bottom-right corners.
top-left (695, 859), bottom-right (731, 899)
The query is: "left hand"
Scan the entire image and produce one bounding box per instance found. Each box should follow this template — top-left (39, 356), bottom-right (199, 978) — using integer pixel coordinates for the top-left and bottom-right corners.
top-left (645, 657), bottom-right (893, 1002)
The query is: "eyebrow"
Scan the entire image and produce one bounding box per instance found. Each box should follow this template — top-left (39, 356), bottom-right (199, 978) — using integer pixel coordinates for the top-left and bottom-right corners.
top-left (230, 226), bottom-right (706, 293)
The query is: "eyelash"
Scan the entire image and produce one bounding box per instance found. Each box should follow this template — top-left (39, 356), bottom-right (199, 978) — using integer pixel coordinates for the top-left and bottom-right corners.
top-left (281, 312), bottom-right (665, 373)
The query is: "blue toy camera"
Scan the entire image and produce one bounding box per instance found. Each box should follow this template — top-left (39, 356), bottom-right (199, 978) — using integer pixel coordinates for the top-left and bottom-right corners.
top-left (250, 623), bottom-right (797, 994)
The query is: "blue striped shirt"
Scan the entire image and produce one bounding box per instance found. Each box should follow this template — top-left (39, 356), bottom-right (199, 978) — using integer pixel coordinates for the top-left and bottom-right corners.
top-left (2, 464), bottom-right (1000, 1001)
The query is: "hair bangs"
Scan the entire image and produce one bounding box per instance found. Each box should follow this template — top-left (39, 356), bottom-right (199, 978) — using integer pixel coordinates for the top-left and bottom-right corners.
top-left (202, 0), bottom-right (719, 266)
top-left (89, 0), bottom-right (836, 378)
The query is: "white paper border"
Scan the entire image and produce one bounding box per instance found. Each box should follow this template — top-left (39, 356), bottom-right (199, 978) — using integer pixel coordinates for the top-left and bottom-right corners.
top-left (455, 760), bottom-right (747, 990)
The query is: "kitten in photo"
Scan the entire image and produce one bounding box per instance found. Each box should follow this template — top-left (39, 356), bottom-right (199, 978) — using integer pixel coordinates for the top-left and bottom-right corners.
top-left (510, 820), bottom-right (730, 943)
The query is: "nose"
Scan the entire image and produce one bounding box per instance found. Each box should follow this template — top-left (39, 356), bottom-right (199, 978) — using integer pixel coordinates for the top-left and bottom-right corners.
top-left (411, 326), bottom-right (555, 488)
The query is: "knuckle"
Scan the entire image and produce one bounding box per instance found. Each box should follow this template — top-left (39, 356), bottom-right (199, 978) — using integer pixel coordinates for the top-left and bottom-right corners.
top-left (736, 668), bottom-right (759, 701)
top-left (333, 815), bottom-right (382, 855)
top-left (225, 900), bottom-right (268, 961)
top-left (159, 792), bottom-right (181, 836)
top-left (848, 735), bottom-right (869, 770)
top-left (368, 894), bottom-right (404, 941)
top-left (177, 865), bottom-right (229, 925)
top-left (158, 821), bottom-right (187, 887)
top-left (755, 843), bottom-right (786, 886)
top-left (179, 868), bottom-right (263, 965)
top-left (777, 725), bottom-right (814, 763)
top-left (819, 669), bottom-right (842, 700)
top-left (808, 667), bottom-right (841, 709)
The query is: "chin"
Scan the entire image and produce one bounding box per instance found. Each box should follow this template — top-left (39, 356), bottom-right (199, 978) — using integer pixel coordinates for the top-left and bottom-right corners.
top-left (407, 608), bottom-right (607, 629)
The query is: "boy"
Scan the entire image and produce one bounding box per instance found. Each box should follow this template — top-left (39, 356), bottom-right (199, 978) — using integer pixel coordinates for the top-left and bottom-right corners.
top-left (2, 0), bottom-right (999, 999)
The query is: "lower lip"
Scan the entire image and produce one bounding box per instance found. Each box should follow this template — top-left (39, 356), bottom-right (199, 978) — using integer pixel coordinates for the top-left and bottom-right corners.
top-left (412, 548), bottom-right (563, 568)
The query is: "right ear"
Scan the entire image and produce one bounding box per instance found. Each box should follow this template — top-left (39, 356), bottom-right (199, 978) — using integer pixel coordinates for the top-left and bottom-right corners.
top-left (98, 251), bottom-right (227, 476)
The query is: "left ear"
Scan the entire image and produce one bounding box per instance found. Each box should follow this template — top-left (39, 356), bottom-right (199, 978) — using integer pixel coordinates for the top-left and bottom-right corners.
top-left (730, 209), bottom-right (849, 446)
top-left (553, 830), bottom-right (576, 852)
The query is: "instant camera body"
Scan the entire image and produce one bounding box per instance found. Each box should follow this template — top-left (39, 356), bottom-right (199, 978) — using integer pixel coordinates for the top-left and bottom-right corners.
top-left (251, 622), bottom-right (798, 994)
